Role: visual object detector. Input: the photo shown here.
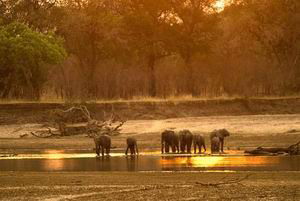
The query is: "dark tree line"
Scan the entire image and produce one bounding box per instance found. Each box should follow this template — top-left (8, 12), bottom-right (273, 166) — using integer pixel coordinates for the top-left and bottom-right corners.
top-left (1, 0), bottom-right (300, 100)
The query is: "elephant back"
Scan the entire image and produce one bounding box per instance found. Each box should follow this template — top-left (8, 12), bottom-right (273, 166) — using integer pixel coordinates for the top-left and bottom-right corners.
top-left (99, 135), bottom-right (111, 146)
top-left (161, 130), bottom-right (175, 142)
top-left (210, 129), bottom-right (230, 140)
top-left (126, 137), bottom-right (137, 146)
top-left (194, 134), bottom-right (205, 143)
top-left (179, 130), bottom-right (193, 141)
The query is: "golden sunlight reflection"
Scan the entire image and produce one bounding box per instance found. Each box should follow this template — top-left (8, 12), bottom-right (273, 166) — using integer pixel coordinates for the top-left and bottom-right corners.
top-left (42, 159), bottom-right (66, 171)
top-left (43, 150), bottom-right (66, 159)
top-left (160, 156), bottom-right (280, 168)
top-left (160, 157), bottom-right (223, 167)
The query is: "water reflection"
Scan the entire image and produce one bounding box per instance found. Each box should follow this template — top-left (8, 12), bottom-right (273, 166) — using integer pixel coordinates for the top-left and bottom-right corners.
top-left (42, 159), bottom-right (66, 171)
top-left (160, 156), bottom-right (281, 168)
top-left (126, 156), bottom-right (139, 171)
top-left (0, 151), bottom-right (299, 172)
top-left (43, 150), bottom-right (67, 159)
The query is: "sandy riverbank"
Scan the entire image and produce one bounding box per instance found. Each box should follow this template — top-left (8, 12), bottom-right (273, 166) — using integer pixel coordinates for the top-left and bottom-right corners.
top-left (0, 171), bottom-right (299, 200)
top-left (1, 114), bottom-right (300, 153)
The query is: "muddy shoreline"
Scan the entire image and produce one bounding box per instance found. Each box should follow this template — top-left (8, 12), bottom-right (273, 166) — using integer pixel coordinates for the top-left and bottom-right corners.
top-left (0, 172), bottom-right (299, 200)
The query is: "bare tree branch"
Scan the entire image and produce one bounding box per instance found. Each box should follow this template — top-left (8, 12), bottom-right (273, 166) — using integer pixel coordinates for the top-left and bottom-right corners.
top-left (195, 174), bottom-right (252, 187)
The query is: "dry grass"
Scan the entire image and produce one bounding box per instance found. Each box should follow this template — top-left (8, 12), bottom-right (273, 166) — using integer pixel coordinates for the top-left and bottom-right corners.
top-left (1, 95), bottom-right (300, 105)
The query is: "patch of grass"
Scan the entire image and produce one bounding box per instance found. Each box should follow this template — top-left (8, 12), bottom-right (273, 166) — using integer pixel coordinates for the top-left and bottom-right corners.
top-left (0, 95), bottom-right (300, 104)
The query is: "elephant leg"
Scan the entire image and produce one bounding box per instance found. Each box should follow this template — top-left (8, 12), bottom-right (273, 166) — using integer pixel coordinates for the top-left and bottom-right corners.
top-left (203, 143), bottom-right (207, 152)
top-left (187, 147), bottom-right (191, 154)
top-left (187, 143), bottom-right (192, 154)
top-left (211, 142), bottom-right (214, 153)
top-left (168, 144), bottom-right (172, 153)
top-left (106, 147), bottom-right (110, 155)
top-left (101, 146), bottom-right (105, 156)
top-left (130, 146), bottom-right (135, 155)
top-left (215, 144), bottom-right (219, 153)
top-left (161, 142), bottom-right (164, 154)
top-left (125, 146), bottom-right (129, 155)
top-left (95, 144), bottom-right (100, 156)
top-left (220, 139), bottom-right (224, 153)
top-left (171, 145), bottom-right (176, 153)
top-left (135, 144), bottom-right (139, 155)
top-left (165, 143), bottom-right (170, 153)
top-left (194, 143), bottom-right (197, 154)
top-left (198, 144), bottom-right (201, 154)
top-left (180, 144), bottom-right (185, 153)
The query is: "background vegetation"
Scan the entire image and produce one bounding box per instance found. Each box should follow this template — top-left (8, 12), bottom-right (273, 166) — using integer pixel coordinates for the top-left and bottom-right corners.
top-left (1, 0), bottom-right (300, 101)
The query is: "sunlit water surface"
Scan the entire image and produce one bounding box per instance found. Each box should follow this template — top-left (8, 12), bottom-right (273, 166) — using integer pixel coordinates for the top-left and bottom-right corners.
top-left (0, 150), bottom-right (299, 172)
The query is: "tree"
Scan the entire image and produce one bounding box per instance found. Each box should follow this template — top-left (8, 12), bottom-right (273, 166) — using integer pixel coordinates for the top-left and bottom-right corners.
top-left (244, 0), bottom-right (300, 94)
top-left (0, 22), bottom-right (66, 99)
top-left (221, 0), bottom-right (300, 95)
top-left (0, 0), bottom-right (62, 30)
top-left (120, 0), bottom-right (172, 97)
top-left (166, 0), bottom-right (220, 96)
top-left (58, 0), bottom-right (123, 99)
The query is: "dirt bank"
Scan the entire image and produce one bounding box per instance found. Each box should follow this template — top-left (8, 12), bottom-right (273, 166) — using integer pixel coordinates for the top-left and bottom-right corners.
top-left (0, 172), bottom-right (299, 201)
top-left (1, 114), bottom-right (300, 152)
top-left (1, 97), bottom-right (300, 125)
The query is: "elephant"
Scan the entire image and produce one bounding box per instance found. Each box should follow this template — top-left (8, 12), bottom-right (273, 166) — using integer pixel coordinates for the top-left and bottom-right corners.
top-left (94, 135), bottom-right (111, 156)
top-left (161, 130), bottom-right (179, 154)
top-left (211, 136), bottom-right (220, 153)
top-left (179, 130), bottom-right (193, 153)
top-left (172, 132), bottom-right (180, 153)
top-left (193, 134), bottom-right (206, 154)
top-left (125, 137), bottom-right (139, 155)
top-left (210, 129), bottom-right (230, 153)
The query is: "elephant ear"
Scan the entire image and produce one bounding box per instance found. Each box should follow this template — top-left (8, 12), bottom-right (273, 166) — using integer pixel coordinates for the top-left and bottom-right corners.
top-left (220, 129), bottom-right (230, 137)
top-left (210, 130), bottom-right (218, 137)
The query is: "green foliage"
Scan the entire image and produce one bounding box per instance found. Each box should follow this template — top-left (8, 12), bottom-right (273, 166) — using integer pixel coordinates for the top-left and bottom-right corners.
top-left (0, 22), bottom-right (66, 99)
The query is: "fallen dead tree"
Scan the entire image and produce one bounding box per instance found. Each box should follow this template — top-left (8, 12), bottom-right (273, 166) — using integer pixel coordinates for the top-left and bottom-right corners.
top-left (245, 141), bottom-right (300, 155)
top-left (31, 105), bottom-right (125, 138)
top-left (31, 127), bottom-right (60, 138)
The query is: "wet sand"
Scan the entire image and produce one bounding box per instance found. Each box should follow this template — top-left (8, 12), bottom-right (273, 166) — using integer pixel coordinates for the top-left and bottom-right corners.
top-left (0, 171), bottom-right (299, 201)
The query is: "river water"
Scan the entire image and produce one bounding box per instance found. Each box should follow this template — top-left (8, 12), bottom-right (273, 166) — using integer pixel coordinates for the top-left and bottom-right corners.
top-left (0, 151), bottom-right (299, 172)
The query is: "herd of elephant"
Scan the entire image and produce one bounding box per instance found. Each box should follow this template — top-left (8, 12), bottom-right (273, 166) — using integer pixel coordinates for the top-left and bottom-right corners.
top-left (94, 129), bottom-right (230, 156)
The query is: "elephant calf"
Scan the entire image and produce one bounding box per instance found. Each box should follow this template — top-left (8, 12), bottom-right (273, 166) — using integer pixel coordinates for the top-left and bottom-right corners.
top-left (211, 136), bottom-right (220, 153)
top-left (126, 137), bottom-right (139, 155)
top-left (161, 130), bottom-right (179, 154)
top-left (94, 135), bottom-right (111, 156)
top-left (179, 130), bottom-right (193, 153)
top-left (193, 134), bottom-right (206, 154)
top-left (210, 129), bottom-right (230, 153)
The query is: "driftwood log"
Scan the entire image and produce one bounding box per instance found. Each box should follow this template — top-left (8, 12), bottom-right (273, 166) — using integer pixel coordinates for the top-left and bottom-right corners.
top-left (31, 105), bottom-right (125, 138)
top-left (245, 141), bottom-right (300, 155)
